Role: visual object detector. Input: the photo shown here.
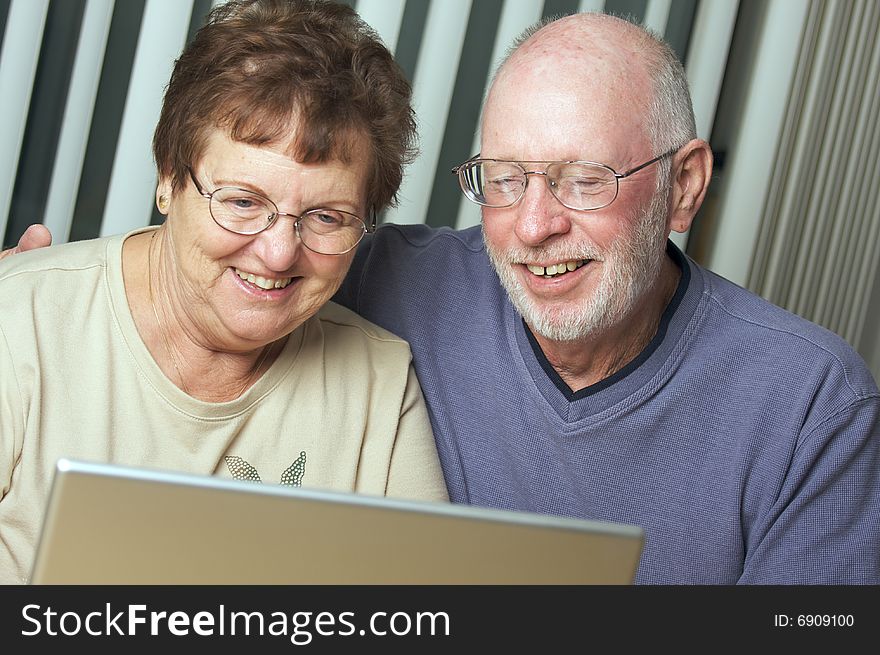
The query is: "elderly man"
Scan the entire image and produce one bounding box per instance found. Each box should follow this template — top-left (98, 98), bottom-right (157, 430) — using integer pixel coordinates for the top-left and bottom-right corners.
top-left (338, 14), bottom-right (880, 584)
top-left (5, 12), bottom-right (879, 584)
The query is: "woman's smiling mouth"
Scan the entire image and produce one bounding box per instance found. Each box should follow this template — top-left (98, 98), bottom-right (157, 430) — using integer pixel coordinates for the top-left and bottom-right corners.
top-left (234, 267), bottom-right (293, 290)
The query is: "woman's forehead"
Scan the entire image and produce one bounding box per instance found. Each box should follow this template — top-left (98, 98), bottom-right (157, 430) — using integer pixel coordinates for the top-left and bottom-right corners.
top-left (193, 129), bottom-right (371, 210)
top-left (199, 130), bottom-right (370, 177)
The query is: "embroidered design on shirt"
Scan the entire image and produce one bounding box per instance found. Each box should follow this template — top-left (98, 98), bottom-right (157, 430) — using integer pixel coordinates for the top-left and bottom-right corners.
top-left (281, 451), bottom-right (307, 486)
top-left (225, 456), bottom-right (262, 482)
top-left (225, 451), bottom-right (307, 486)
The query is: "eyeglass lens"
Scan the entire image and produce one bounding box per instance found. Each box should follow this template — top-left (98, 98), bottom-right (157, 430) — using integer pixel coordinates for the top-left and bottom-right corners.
top-left (208, 187), bottom-right (365, 255)
top-left (459, 161), bottom-right (619, 211)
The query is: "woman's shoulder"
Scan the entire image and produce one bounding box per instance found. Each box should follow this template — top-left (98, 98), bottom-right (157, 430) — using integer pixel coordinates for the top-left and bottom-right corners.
top-left (315, 301), bottom-right (412, 349)
top-left (0, 235), bottom-right (124, 330)
top-left (0, 235), bottom-right (116, 283)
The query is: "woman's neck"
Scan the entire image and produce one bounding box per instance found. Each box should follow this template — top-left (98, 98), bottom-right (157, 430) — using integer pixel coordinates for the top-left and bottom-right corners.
top-left (122, 228), bottom-right (284, 402)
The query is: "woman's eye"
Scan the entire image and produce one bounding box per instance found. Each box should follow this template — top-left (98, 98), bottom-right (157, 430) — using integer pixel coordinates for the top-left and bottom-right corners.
top-left (222, 196), bottom-right (269, 216)
top-left (314, 212), bottom-right (343, 226)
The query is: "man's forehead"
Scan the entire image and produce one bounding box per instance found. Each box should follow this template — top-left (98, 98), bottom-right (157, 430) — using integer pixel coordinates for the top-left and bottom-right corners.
top-left (501, 26), bottom-right (645, 87)
top-left (480, 15), bottom-right (654, 158)
top-left (482, 58), bottom-right (650, 156)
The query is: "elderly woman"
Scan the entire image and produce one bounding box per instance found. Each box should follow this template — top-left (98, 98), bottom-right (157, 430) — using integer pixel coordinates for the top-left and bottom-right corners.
top-left (0, 0), bottom-right (447, 584)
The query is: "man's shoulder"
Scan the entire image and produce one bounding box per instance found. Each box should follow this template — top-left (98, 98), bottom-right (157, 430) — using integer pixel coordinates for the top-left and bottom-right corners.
top-left (696, 264), bottom-right (877, 392)
top-left (367, 223), bottom-right (484, 256)
top-left (701, 265), bottom-right (847, 344)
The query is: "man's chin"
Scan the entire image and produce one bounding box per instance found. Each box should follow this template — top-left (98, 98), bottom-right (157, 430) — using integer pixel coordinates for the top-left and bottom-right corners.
top-left (518, 298), bottom-right (613, 343)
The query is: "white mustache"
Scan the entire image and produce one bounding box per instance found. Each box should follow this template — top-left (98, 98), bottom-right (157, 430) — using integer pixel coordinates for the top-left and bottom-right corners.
top-left (502, 246), bottom-right (605, 264)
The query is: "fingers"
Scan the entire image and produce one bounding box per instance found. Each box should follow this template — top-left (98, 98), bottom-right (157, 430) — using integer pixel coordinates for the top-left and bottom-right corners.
top-left (0, 224), bottom-right (52, 262)
top-left (19, 224), bottom-right (52, 250)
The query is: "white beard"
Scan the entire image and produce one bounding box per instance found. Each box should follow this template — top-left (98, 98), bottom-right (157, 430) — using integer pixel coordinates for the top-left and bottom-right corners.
top-left (484, 190), bottom-right (669, 343)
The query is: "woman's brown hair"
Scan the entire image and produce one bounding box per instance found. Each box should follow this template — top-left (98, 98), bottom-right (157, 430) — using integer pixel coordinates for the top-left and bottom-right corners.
top-left (152, 0), bottom-right (417, 214)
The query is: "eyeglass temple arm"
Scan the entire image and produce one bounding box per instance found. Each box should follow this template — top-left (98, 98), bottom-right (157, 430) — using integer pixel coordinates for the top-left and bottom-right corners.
top-left (451, 154), bottom-right (481, 174)
top-left (187, 167), bottom-right (212, 199)
top-left (617, 147), bottom-right (680, 179)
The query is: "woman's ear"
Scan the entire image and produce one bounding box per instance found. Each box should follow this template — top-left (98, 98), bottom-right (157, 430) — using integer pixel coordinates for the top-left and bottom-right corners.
top-left (667, 139), bottom-right (713, 234)
top-left (156, 180), bottom-right (173, 215)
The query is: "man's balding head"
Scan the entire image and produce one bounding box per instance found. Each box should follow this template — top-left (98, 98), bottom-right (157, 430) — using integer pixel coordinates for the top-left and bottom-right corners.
top-left (485, 13), bottom-right (696, 160)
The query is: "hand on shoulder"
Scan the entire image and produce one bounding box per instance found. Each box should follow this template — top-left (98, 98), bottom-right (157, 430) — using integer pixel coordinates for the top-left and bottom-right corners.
top-left (0, 225), bottom-right (52, 262)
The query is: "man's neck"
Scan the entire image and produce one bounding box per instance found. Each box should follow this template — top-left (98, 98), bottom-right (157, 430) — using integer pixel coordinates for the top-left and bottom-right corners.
top-left (532, 255), bottom-right (681, 392)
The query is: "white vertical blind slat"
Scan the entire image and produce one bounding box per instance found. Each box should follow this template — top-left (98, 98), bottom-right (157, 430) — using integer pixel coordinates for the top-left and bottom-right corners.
top-left (812, 3), bottom-right (869, 327)
top-left (384, 0), bottom-right (472, 225)
top-left (702, 0), bottom-right (810, 286)
top-left (670, 0), bottom-right (739, 252)
top-left (43, 0), bottom-right (115, 245)
top-left (825, 2), bottom-right (880, 339)
top-left (786, 5), bottom-right (847, 320)
top-left (685, 0), bottom-right (741, 138)
top-left (643, 0), bottom-right (672, 35)
top-left (356, 0), bottom-right (406, 54)
top-left (0, 0), bottom-right (50, 242)
top-left (99, 0), bottom-right (193, 237)
top-left (748, 8), bottom-right (821, 305)
top-left (578, 0), bottom-right (605, 12)
top-left (455, 0), bottom-right (544, 230)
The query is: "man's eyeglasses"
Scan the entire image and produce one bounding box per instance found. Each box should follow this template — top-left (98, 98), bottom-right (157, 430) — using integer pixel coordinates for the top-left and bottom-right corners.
top-left (451, 148), bottom-right (679, 212)
top-left (188, 169), bottom-right (374, 255)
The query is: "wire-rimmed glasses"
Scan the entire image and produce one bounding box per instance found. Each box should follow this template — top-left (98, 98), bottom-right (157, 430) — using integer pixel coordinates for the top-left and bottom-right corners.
top-left (451, 148), bottom-right (680, 212)
top-left (188, 168), bottom-right (373, 255)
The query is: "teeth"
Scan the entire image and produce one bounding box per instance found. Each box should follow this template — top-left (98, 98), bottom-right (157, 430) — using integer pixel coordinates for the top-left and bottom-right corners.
top-left (526, 260), bottom-right (586, 278)
top-left (235, 268), bottom-right (292, 290)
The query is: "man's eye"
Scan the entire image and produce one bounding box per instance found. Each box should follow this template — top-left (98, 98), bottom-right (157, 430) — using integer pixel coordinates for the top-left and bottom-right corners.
top-left (573, 176), bottom-right (604, 186)
top-left (563, 177), bottom-right (607, 192)
top-left (487, 177), bottom-right (521, 189)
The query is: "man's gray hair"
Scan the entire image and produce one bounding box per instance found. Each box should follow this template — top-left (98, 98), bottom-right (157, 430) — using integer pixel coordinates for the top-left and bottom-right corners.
top-left (641, 24), bottom-right (697, 190)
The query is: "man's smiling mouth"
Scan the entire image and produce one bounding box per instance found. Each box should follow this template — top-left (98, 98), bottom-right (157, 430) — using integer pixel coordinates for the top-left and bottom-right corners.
top-left (525, 259), bottom-right (587, 278)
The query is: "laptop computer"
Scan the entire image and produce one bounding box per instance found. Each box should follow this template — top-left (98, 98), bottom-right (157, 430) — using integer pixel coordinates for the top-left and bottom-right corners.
top-left (29, 458), bottom-right (644, 584)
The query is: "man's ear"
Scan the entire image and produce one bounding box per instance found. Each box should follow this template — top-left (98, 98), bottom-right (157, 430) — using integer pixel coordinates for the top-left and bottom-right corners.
top-left (668, 139), bottom-right (713, 234)
top-left (156, 179), bottom-right (173, 215)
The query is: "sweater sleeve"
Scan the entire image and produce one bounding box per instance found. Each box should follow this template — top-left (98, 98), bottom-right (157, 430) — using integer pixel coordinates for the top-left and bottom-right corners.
top-left (740, 395), bottom-right (880, 583)
top-left (384, 364), bottom-right (449, 503)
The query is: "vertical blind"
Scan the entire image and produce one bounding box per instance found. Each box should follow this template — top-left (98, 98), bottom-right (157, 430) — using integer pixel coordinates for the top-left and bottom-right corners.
top-left (0, 0), bottom-right (734, 248)
top-left (747, 0), bottom-right (880, 353)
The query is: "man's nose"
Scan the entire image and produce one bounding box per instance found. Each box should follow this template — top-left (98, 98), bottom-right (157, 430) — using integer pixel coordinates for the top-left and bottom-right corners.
top-left (513, 173), bottom-right (572, 246)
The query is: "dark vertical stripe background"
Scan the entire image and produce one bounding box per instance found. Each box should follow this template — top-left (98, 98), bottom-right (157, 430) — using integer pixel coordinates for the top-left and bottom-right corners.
top-left (542, 0), bottom-right (580, 20)
top-left (4, 0), bottom-right (86, 247)
top-left (426, 0), bottom-right (503, 227)
top-left (394, 0), bottom-right (430, 85)
top-left (0, 0), bottom-right (10, 57)
top-left (1, 0), bottom-right (712, 239)
top-left (150, 0), bottom-right (217, 227)
top-left (665, 0), bottom-right (698, 66)
top-left (604, 0), bottom-right (647, 22)
top-left (68, 0), bottom-right (146, 243)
